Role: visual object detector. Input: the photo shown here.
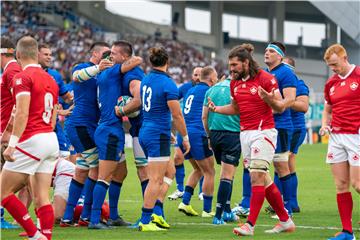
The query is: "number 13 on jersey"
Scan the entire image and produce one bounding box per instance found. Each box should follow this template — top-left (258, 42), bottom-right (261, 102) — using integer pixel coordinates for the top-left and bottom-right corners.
top-left (142, 85), bottom-right (152, 112)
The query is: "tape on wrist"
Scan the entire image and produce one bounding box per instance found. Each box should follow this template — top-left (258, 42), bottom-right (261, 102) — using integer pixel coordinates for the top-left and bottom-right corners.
top-left (8, 135), bottom-right (19, 148)
top-left (182, 135), bottom-right (189, 142)
top-left (119, 106), bottom-right (126, 116)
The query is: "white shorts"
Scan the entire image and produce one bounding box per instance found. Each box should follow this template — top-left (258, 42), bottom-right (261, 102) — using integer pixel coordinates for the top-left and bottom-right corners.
top-left (3, 132), bottom-right (59, 175)
top-left (326, 133), bottom-right (360, 167)
top-left (240, 128), bottom-right (278, 165)
top-left (53, 158), bottom-right (75, 200)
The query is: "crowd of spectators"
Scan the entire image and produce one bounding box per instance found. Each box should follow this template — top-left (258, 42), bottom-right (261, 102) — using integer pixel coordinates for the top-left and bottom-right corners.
top-left (1, 1), bottom-right (226, 84)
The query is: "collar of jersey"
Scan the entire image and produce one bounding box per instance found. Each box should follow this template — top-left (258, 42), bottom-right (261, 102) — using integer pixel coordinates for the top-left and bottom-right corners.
top-left (268, 62), bottom-right (284, 72)
top-left (23, 64), bottom-right (41, 70)
top-left (3, 59), bottom-right (17, 72)
top-left (151, 69), bottom-right (170, 77)
top-left (198, 82), bottom-right (210, 87)
top-left (338, 64), bottom-right (355, 80)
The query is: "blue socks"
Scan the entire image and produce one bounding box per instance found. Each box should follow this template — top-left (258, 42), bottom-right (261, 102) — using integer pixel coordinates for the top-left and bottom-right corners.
top-left (153, 200), bottom-right (163, 217)
top-left (203, 195), bottom-right (213, 213)
top-left (215, 178), bottom-right (232, 219)
top-left (63, 179), bottom-right (84, 221)
top-left (109, 181), bottom-right (122, 220)
top-left (280, 174), bottom-right (293, 216)
top-left (290, 172), bottom-right (299, 209)
top-left (141, 179), bottom-right (149, 198)
top-left (175, 164), bottom-right (185, 192)
top-left (0, 206), bottom-right (4, 220)
top-left (199, 176), bottom-right (204, 195)
top-left (274, 172), bottom-right (283, 194)
top-left (140, 207), bottom-right (153, 224)
top-left (240, 168), bottom-right (251, 208)
top-left (80, 177), bottom-right (96, 220)
top-left (182, 186), bottom-right (194, 205)
top-left (90, 181), bottom-right (109, 225)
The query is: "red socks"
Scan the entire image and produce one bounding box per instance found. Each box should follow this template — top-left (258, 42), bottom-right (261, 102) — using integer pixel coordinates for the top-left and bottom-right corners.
top-left (247, 186), bottom-right (265, 226)
top-left (337, 192), bottom-right (353, 233)
top-left (265, 183), bottom-right (289, 222)
top-left (1, 194), bottom-right (37, 237)
top-left (37, 204), bottom-right (54, 240)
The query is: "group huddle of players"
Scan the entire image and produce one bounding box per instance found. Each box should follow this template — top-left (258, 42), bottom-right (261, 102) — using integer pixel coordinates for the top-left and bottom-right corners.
top-left (0, 34), bottom-right (359, 240)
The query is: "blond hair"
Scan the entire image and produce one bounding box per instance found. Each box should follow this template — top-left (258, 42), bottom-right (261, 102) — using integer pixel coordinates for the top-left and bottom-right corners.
top-left (324, 44), bottom-right (347, 61)
top-left (17, 36), bottom-right (38, 60)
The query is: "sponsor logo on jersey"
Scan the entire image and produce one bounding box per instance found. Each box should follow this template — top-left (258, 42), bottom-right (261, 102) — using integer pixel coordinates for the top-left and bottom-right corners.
top-left (327, 152), bottom-right (334, 160)
top-left (252, 147), bottom-right (260, 154)
top-left (330, 86), bottom-right (335, 95)
top-left (353, 154), bottom-right (359, 161)
top-left (340, 82), bottom-right (346, 86)
top-left (271, 78), bottom-right (277, 85)
top-left (350, 82), bottom-right (358, 91)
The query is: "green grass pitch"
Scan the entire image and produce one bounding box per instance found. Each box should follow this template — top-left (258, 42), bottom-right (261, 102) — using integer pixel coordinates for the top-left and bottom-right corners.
top-left (1, 144), bottom-right (359, 239)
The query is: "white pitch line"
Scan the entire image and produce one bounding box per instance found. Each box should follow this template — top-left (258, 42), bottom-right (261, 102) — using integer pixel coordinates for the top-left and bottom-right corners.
top-left (172, 222), bottom-right (360, 231)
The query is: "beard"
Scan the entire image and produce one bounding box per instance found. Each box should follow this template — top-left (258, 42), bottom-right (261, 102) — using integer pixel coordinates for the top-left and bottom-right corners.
top-left (231, 70), bottom-right (248, 80)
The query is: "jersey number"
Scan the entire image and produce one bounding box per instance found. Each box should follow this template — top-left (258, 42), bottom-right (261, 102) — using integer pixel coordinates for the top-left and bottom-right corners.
top-left (142, 85), bottom-right (152, 112)
top-left (42, 92), bottom-right (54, 124)
top-left (184, 95), bottom-right (194, 115)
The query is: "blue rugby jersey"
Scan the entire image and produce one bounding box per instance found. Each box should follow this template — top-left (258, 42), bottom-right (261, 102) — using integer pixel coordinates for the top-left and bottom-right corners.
top-left (291, 79), bottom-right (309, 129)
top-left (183, 82), bottom-right (210, 135)
top-left (178, 81), bottom-right (194, 100)
top-left (67, 62), bottom-right (100, 127)
top-left (267, 63), bottom-right (297, 129)
top-left (122, 66), bottom-right (145, 136)
top-left (96, 64), bottom-right (123, 125)
top-left (140, 69), bottom-right (178, 132)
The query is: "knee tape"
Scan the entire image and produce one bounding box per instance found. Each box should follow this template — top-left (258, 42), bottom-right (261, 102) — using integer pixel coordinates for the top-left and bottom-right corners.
top-left (249, 159), bottom-right (270, 173)
top-left (273, 152), bottom-right (290, 162)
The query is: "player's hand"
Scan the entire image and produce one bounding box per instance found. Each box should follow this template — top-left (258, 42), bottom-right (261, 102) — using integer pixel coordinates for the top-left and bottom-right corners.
top-left (114, 106), bottom-right (125, 117)
top-left (3, 146), bottom-right (15, 162)
top-left (258, 86), bottom-right (275, 100)
top-left (0, 130), bottom-right (11, 144)
top-left (170, 132), bottom-right (177, 144)
top-left (207, 97), bottom-right (217, 112)
top-left (99, 59), bottom-right (114, 71)
top-left (319, 125), bottom-right (331, 136)
top-left (207, 137), bottom-right (212, 151)
top-left (182, 136), bottom-right (191, 155)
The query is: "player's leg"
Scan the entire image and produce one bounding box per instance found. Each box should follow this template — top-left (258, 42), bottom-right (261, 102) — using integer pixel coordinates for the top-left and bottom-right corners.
top-left (53, 174), bottom-right (73, 223)
top-left (1, 170), bottom-right (39, 238)
top-left (168, 135), bottom-right (186, 200)
top-left (107, 159), bottom-right (130, 226)
top-left (133, 137), bottom-right (149, 197)
top-left (273, 129), bottom-right (293, 216)
top-left (178, 158), bottom-right (202, 216)
top-left (89, 124), bottom-right (123, 229)
top-left (196, 157), bottom-right (215, 216)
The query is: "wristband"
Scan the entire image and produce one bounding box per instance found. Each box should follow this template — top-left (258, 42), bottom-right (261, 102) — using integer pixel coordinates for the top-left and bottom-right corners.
top-left (182, 135), bottom-right (189, 142)
top-left (119, 106), bottom-right (126, 116)
top-left (8, 135), bottom-right (19, 148)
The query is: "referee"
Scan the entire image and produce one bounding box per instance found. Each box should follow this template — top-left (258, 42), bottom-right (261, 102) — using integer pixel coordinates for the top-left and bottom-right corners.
top-left (202, 76), bottom-right (241, 224)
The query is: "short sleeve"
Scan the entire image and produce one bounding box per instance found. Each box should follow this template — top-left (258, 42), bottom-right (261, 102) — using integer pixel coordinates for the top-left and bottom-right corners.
top-left (297, 80), bottom-right (309, 96)
top-left (324, 82), bottom-right (331, 105)
top-left (282, 68), bottom-right (297, 89)
top-left (53, 71), bottom-right (68, 96)
top-left (262, 75), bottom-right (279, 93)
top-left (7, 68), bottom-right (21, 89)
top-left (12, 72), bottom-right (32, 98)
top-left (125, 68), bottom-right (144, 83)
top-left (178, 84), bottom-right (184, 99)
top-left (165, 79), bottom-right (179, 101)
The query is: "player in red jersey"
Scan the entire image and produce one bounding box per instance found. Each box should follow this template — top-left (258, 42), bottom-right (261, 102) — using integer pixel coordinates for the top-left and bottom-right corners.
top-left (1, 36), bottom-right (59, 240)
top-left (208, 44), bottom-right (295, 237)
top-left (0, 37), bottom-right (22, 145)
top-left (320, 44), bottom-right (359, 240)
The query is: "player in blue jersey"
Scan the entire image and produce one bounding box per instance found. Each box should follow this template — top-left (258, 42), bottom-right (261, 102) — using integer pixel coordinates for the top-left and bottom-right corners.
top-left (61, 42), bottom-right (113, 227)
top-left (283, 57), bottom-right (309, 213)
top-left (178, 66), bottom-right (217, 218)
top-left (38, 44), bottom-right (73, 157)
top-left (264, 42), bottom-right (297, 216)
top-left (88, 41), bottom-right (141, 229)
top-left (168, 67), bottom-right (202, 201)
top-left (138, 47), bottom-right (190, 231)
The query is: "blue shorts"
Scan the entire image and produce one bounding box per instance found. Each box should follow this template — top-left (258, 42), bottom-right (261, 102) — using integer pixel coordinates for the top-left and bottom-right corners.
top-left (187, 132), bottom-right (213, 161)
top-left (139, 127), bottom-right (170, 160)
top-left (209, 130), bottom-right (241, 166)
top-left (65, 123), bottom-right (96, 153)
top-left (290, 128), bottom-right (307, 154)
top-left (275, 128), bottom-right (293, 154)
top-left (95, 122), bottom-right (125, 161)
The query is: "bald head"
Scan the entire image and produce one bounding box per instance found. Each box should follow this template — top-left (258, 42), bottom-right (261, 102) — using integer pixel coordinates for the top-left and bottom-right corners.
top-left (192, 67), bottom-right (202, 83)
top-left (16, 36), bottom-right (38, 61)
